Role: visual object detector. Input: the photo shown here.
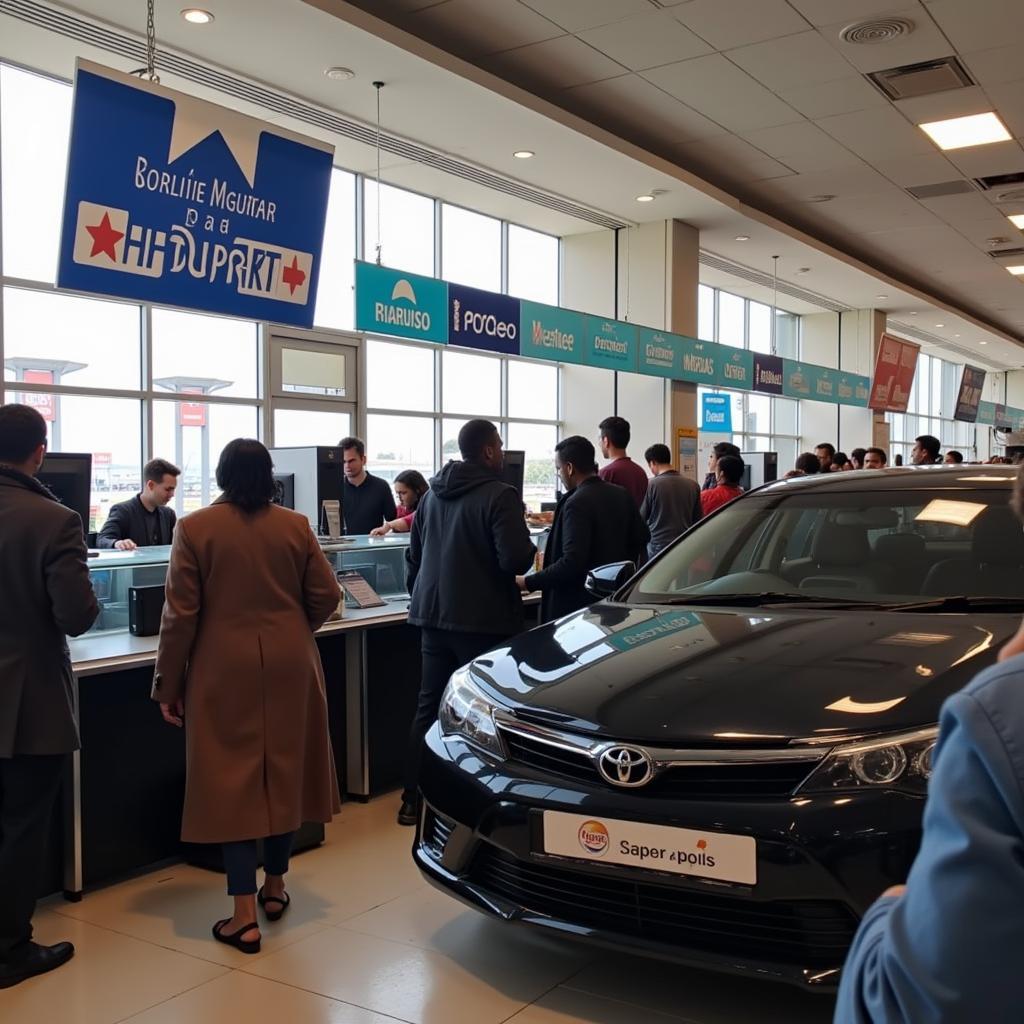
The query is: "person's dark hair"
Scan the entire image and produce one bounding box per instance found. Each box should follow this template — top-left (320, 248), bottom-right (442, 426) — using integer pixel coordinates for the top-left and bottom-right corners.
top-left (717, 454), bottom-right (745, 486)
top-left (832, 452), bottom-right (851, 470)
top-left (815, 442), bottom-right (836, 459)
top-left (644, 443), bottom-right (672, 466)
top-left (916, 434), bottom-right (940, 459)
top-left (0, 403), bottom-right (47, 464)
top-left (458, 419), bottom-right (500, 461)
top-left (144, 458), bottom-right (180, 484)
top-left (945, 450), bottom-right (964, 464)
top-left (216, 438), bottom-right (275, 512)
top-left (395, 469), bottom-right (429, 508)
top-left (598, 416), bottom-right (630, 450)
top-left (555, 435), bottom-right (597, 475)
top-left (712, 441), bottom-right (740, 460)
top-left (865, 447), bottom-right (888, 466)
top-left (794, 452), bottom-right (820, 475)
top-left (339, 436), bottom-right (365, 458)
top-left (850, 447), bottom-right (866, 467)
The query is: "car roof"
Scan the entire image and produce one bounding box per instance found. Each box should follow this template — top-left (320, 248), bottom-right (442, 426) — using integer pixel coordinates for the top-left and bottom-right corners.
top-left (761, 465), bottom-right (1018, 493)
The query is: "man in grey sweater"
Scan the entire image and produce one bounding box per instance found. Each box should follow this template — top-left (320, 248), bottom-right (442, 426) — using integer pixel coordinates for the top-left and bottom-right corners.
top-left (639, 444), bottom-right (702, 561)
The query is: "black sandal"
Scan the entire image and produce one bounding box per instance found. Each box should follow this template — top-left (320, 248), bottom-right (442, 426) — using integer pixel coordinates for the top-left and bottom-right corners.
top-left (212, 919), bottom-right (261, 954)
top-left (257, 886), bottom-right (290, 922)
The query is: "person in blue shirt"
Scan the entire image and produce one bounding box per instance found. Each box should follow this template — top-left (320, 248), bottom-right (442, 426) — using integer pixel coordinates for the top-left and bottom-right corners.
top-left (835, 477), bottom-right (1024, 1023)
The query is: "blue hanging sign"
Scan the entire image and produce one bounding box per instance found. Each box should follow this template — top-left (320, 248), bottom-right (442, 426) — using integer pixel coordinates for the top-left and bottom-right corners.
top-left (354, 261), bottom-right (448, 344)
top-left (449, 284), bottom-right (520, 355)
top-left (701, 394), bottom-right (733, 433)
top-left (57, 61), bottom-right (334, 327)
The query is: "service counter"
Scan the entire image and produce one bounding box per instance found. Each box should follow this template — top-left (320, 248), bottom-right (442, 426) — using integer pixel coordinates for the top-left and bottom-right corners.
top-left (52, 533), bottom-right (544, 900)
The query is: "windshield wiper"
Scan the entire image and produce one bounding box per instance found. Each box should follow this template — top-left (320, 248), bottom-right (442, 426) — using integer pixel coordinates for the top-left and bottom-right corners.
top-left (660, 592), bottom-right (882, 609)
top-left (877, 596), bottom-right (1024, 613)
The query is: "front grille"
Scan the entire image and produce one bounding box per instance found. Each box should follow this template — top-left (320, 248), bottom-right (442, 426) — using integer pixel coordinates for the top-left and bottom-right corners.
top-left (469, 845), bottom-right (856, 968)
top-left (423, 809), bottom-right (455, 858)
top-left (501, 730), bottom-right (819, 799)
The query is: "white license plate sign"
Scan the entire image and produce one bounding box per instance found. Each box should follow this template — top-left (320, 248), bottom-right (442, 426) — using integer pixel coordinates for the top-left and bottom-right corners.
top-left (542, 810), bottom-right (757, 885)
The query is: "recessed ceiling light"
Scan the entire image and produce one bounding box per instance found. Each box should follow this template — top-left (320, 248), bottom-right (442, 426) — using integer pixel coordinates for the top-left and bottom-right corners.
top-left (1008, 214), bottom-right (1024, 229)
top-left (795, 267), bottom-right (811, 275)
top-left (734, 234), bottom-right (750, 242)
top-left (980, 340), bottom-right (988, 345)
top-left (324, 67), bottom-right (355, 81)
top-left (910, 311), bottom-right (918, 316)
top-left (636, 194), bottom-right (655, 203)
top-left (919, 111), bottom-right (1011, 151)
top-left (935, 323), bottom-right (945, 328)
top-left (181, 8), bottom-right (214, 24)
top-left (955, 333), bottom-right (961, 338)
top-left (513, 150), bottom-right (535, 159)
top-left (876, 294), bottom-right (888, 299)
top-left (1007, 265), bottom-right (1024, 275)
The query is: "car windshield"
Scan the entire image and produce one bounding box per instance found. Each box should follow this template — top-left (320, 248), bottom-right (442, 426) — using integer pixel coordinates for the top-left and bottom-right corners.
top-left (626, 486), bottom-right (1023, 608)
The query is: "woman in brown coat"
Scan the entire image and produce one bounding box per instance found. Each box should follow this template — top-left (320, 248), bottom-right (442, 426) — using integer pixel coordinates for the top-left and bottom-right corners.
top-left (152, 438), bottom-right (341, 954)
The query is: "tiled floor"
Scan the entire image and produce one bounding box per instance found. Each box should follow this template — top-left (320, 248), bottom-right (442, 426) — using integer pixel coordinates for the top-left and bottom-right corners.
top-left (1, 797), bottom-right (838, 1023)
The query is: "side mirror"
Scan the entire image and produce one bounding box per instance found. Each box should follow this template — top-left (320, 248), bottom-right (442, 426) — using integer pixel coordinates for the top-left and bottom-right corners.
top-left (585, 561), bottom-right (635, 600)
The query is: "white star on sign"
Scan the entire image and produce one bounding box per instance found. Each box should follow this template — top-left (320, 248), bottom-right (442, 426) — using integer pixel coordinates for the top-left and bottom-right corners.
top-left (166, 92), bottom-right (263, 187)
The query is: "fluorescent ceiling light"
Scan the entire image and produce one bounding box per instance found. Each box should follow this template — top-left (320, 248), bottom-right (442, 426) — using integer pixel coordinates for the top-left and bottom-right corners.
top-left (918, 111), bottom-right (1010, 151)
top-left (181, 8), bottom-right (214, 23)
top-left (636, 194), bottom-right (655, 203)
top-left (513, 150), bottom-right (534, 159)
top-left (1006, 265), bottom-right (1024, 275)
top-left (734, 235), bottom-right (750, 241)
top-left (1008, 214), bottom-right (1024, 229)
top-left (935, 323), bottom-right (945, 328)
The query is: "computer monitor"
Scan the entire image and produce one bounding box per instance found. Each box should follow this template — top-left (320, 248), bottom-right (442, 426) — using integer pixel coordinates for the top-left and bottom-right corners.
top-left (37, 452), bottom-right (93, 538)
top-left (272, 473), bottom-right (295, 509)
top-left (500, 450), bottom-right (525, 501)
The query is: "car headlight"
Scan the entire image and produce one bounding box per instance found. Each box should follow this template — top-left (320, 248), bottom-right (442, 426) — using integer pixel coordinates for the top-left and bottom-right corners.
top-left (438, 667), bottom-right (506, 759)
top-left (797, 726), bottom-right (938, 795)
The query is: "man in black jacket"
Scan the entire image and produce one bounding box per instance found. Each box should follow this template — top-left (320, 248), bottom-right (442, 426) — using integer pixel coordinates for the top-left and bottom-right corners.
top-left (97, 458), bottom-right (179, 549)
top-left (0, 404), bottom-right (99, 988)
top-left (400, 419), bottom-right (535, 825)
top-left (519, 436), bottom-right (648, 623)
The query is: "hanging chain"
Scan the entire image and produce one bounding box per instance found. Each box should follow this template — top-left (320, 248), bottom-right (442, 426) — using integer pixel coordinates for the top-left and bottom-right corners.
top-left (373, 81), bottom-right (384, 265)
top-left (131, 0), bottom-right (160, 83)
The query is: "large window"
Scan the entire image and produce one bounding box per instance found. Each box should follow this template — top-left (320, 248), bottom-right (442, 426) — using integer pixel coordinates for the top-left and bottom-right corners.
top-left (696, 284), bottom-right (801, 467)
top-left (442, 204), bottom-right (501, 291)
top-left (886, 350), bottom-right (976, 463)
top-left (363, 181), bottom-right (435, 276)
top-left (366, 338), bottom-right (561, 510)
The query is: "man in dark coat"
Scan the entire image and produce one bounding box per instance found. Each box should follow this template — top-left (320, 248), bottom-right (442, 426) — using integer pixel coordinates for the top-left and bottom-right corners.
top-left (519, 435), bottom-right (648, 623)
top-left (0, 404), bottom-right (99, 988)
top-left (97, 457), bottom-right (179, 549)
top-left (400, 419), bottom-right (535, 825)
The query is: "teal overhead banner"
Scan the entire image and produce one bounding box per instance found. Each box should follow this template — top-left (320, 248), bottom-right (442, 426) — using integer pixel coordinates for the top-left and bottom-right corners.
top-left (676, 337), bottom-right (719, 387)
top-left (715, 347), bottom-right (753, 390)
top-left (519, 301), bottom-right (585, 364)
top-left (586, 316), bottom-right (638, 373)
top-left (638, 328), bottom-right (680, 378)
top-left (354, 261), bottom-right (448, 344)
top-left (837, 372), bottom-right (871, 408)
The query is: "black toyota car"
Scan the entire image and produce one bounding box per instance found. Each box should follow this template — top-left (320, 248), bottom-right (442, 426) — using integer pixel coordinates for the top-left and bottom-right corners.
top-left (413, 466), bottom-right (1024, 988)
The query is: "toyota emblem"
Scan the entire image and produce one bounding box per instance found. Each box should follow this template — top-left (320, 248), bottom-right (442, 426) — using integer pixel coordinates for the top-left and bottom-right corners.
top-left (597, 745), bottom-right (654, 787)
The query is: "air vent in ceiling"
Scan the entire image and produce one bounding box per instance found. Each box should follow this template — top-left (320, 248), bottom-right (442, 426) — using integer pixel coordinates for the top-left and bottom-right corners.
top-left (989, 247), bottom-right (1024, 260)
top-left (975, 171), bottom-right (1024, 192)
top-left (995, 187), bottom-right (1024, 203)
top-left (906, 180), bottom-right (976, 199)
top-left (867, 56), bottom-right (974, 101)
top-left (841, 18), bottom-right (914, 45)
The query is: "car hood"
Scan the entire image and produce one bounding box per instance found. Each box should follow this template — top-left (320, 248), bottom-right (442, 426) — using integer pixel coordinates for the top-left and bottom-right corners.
top-left (470, 603), bottom-right (1017, 744)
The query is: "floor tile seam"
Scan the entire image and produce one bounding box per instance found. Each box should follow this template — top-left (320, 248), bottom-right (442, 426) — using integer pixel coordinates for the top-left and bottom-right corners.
top-left (555, 979), bottom-right (705, 1024)
top-left (322, 886), bottom-right (428, 925)
top-left (108, 968), bottom-right (237, 1024)
top-left (231, 968), bottom-right (418, 1024)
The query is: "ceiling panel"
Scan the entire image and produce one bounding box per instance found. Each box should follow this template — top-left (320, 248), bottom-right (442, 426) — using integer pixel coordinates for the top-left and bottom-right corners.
top-left (664, 134), bottom-right (796, 186)
top-left (926, 0), bottom-right (1024, 55)
top-left (984, 83), bottom-right (1024, 139)
top-left (819, 7), bottom-right (954, 74)
top-left (777, 73), bottom-right (888, 119)
top-left (484, 34), bottom-right (626, 90)
top-left (670, 0), bottom-right (811, 50)
top-left (814, 188), bottom-right (942, 233)
top-left (563, 75), bottom-right (727, 145)
top-left (407, 0), bottom-right (564, 57)
top-left (518, 0), bottom-right (652, 33)
top-left (787, 0), bottom-right (925, 26)
top-left (643, 54), bottom-right (802, 133)
top-left (727, 30), bottom-right (860, 92)
top-left (893, 85), bottom-right (1000, 125)
top-left (577, 11), bottom-right (713, 71)
top-left (943, 139), bottom-right (1024, 179)
top-left (760, 161), bottom-right (896, 200)
top-left (816, 105), bottom-right (938, 160)
top-left (872, 152), bottom-right (964, 186)
top-left (740, 120), bottom-right (860, 173)
top-left (961, 44), bottom-right (1024, 89)
top-left (918, 192), bottom-right (1011, 226)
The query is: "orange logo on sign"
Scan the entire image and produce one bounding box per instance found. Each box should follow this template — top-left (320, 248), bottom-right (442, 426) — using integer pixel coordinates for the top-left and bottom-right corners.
top-left (578, 820), bottom-right (609, 855)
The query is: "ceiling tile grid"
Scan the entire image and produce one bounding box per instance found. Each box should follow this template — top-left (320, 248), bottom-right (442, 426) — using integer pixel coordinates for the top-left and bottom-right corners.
top-left (576, 11), bottom-right (714, 70)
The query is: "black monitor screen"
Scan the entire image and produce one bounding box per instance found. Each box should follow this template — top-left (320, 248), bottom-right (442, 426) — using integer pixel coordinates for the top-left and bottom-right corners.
top-left (501, 450), bottom-right (525, 501)
top-left (37, 452), bottom-right (93, 537)
top-left (272, 473), bottom-right (295, 509)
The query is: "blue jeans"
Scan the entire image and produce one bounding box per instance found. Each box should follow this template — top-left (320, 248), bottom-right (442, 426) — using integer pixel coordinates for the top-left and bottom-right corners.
top-left (221, 831), bottom-right (295, 896)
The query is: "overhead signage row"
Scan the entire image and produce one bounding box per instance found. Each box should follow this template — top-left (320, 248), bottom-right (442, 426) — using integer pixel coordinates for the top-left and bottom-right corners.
top-left (354, 261), bottom-right (873, 409)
